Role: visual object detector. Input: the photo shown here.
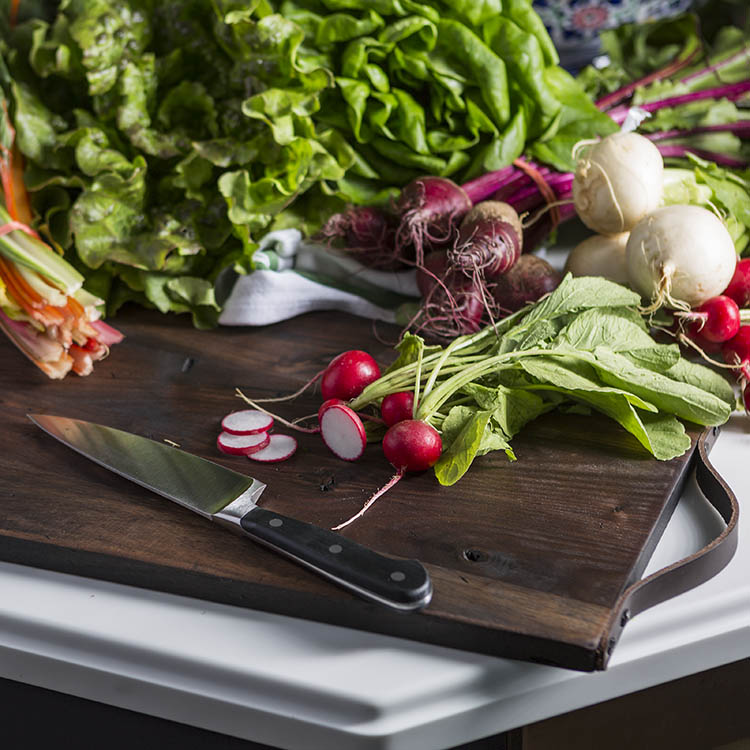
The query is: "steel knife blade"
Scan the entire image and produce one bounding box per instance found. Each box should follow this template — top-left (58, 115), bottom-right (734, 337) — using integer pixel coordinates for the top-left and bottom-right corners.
top-left (28, 414), bottom-right (432, 611)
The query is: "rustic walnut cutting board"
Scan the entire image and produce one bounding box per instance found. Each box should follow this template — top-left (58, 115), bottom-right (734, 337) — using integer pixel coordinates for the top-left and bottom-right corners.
top-left (0, 308), bottom-right (716, 670)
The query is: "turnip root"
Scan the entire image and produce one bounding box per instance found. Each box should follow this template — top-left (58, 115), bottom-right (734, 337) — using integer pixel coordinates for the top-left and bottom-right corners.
top-left (564, 232), bottom-right (630, 284)
top-left (493, 255), bottom-right (561, 313)
top-left (452, 201), bottom-right (523, 279)
top-left (573, 132), bottom-right (663, 235)
top-left (626, 205), bottom-right (737, 309)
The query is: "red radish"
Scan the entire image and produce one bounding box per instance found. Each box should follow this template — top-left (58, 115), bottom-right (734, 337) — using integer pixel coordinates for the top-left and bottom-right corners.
top-left (217, 431), bottom-right (271, 456)
top-left (744, 383), bottom-right (750, 413)
top-left (395, 176), bottom-right (472, 263)
top-left (318, 398), bottom-right (345, 422)
top-left (320, 350), bottom-right (381, 401)
top-left (683, 327), bottom-right (723, 355)
top-left (382, 420), bottom-right (442, 472)
top-left (493, 254), bottom-right (561, 313)
top-left (381, 392), bottom-right (415, 426)
top-left (247, 434), bottom-right (298, 463)
top-left (451, 201), bottom-right (523, 279)
top-left (332, 419), bottom-right (443, 531)
top-left (221, 409), bottom-right (274, 435)
top-left (722, 326), bottom-right (750, 380)
top-left (319, 403), bottom-right (367, 461)
top-left (723, 258), bottom-right (750, 308)
top-left (679, 295), bottom-right (741, 343)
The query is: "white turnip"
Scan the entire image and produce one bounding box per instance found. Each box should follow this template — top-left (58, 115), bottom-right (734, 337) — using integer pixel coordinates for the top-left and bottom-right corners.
top-left (573, 132), bottom-right (663, 235)
top-left (626, 205), bottom-right (737, 309)
top-left (563, 232), bottom-right (630, 285)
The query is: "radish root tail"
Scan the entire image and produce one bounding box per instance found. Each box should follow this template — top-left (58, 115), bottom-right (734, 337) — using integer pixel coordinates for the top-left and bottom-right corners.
top-left (332, 469), bottom-right (405, 531)
top-left (235, 388), bottom-right (321, 434)
top-left (252, 368), bottom-right (325, 403)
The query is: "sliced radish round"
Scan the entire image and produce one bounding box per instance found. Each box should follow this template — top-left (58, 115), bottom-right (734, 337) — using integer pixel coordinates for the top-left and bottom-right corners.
top-left (320, 404), bottom-right (366, 462)
top-left (217, 431), bottom-right (271, 456)
top-left (248, 434), bottom-right (298, 463)
top-left (221, 409), bottom-right (273, 435)
top-left (318, 398), bottom-right (345, 423)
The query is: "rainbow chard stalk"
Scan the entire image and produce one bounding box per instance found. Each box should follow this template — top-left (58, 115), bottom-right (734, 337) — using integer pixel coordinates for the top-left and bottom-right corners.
top-left (0, 108), bottom-right (123, 379)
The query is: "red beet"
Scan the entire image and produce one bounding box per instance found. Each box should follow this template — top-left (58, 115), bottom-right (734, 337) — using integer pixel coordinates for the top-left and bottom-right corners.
top-left (492, 254), bottom-right (562, 313)
top-left (452, 201), bottom-right (523, 279)
top-left (395, 176), bottom-right (471, 263)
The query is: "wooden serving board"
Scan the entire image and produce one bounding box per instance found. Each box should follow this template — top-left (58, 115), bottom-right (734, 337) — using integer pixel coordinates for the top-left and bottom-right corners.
top-left (0, 309), bottom-right (711, 670)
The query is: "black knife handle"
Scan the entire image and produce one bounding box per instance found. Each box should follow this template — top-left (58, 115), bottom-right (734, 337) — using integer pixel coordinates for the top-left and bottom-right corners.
top-left (239, 507), bottom-right (432, 611)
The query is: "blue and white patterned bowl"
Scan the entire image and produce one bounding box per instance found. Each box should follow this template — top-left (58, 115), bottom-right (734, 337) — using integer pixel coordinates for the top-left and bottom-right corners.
top-left (533, 0), bottom-right (694, 69)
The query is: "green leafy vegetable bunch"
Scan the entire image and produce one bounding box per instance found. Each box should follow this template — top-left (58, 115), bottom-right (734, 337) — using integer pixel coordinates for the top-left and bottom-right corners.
top-left (0, 0), bottom-right (612, 324)
top-left (350, 275), bottom-right (734, 486)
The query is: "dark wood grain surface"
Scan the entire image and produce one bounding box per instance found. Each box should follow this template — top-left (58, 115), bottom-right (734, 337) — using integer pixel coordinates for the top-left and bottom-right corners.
top-left (0, 308), bottom-right (703, 670)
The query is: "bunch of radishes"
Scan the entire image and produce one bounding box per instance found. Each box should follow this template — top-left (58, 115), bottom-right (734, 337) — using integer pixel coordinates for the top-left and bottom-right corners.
top-left (223, 348), bottom-right (443, 528)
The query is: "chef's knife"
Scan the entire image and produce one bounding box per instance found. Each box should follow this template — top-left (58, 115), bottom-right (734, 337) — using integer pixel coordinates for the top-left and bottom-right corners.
top-left (28, 414), bottom-right (432, 611)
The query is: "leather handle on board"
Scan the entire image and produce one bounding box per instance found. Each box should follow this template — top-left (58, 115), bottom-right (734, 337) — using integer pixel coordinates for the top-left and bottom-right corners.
top-left (598, 426), bottom-right (740, 670)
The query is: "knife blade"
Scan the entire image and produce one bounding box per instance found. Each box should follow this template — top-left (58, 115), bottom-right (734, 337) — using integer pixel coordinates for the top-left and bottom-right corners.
top-left (28, 414), bottom-right (432, 611)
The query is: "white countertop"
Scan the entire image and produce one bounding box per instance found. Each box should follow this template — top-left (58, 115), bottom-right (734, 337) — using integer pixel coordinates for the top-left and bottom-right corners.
top-left (1, 416), bottom-right (748, 748)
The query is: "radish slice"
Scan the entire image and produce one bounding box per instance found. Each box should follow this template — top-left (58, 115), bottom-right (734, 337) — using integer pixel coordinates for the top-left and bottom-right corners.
top-left (248, 434), bottom-right (298, 463)
top-left (221, 409), bottom-right (274, 435)
top-left (320, 404), bottom-right (366, 461)
top-left (217, 431), bottom-right (271, 456)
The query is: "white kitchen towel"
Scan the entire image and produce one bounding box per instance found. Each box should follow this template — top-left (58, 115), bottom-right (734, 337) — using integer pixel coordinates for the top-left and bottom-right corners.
top-left (219, 229), bottom-right (419, 327)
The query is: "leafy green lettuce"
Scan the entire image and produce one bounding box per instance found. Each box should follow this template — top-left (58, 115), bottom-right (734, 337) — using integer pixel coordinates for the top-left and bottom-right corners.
top-left (1, 0), bottom-right (610, 324)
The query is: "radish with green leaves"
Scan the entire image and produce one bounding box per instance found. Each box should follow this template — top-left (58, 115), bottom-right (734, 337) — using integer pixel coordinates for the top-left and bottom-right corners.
top-left (678, 295), bottom-right (745, 344)
top-left (573, 132), bottom-right (664, 235)
top-left (381, 391), bottom-right (415, 426)
top-left (723, 259), bottom-right (750, 309)
top-left (723, 326), bottom-right (750, 381)
top-left (626, 205), bottom-right (737, 309)
top-left (320, 350), bottom-right (381, 401)
top-left (332, 419), bottom-right (442, 530)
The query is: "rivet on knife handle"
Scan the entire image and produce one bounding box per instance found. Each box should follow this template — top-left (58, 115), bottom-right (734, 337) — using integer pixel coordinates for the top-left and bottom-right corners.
top-left (219, 506), bottom-right (432, 611)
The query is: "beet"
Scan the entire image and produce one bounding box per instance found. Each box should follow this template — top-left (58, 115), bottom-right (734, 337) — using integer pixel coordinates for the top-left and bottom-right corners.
top-left (492, 255), bottom-right (562, 313)
top-left (395, 176), bottom-right (472, 263)
top-left (452, 201), bottom-right (523, 279)
top-left (316, 205), bottom-right (399, 268)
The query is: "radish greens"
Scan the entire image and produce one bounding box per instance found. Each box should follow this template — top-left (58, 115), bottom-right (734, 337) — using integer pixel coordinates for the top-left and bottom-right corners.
top-left (351, 275), bottom-right (734, 485)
